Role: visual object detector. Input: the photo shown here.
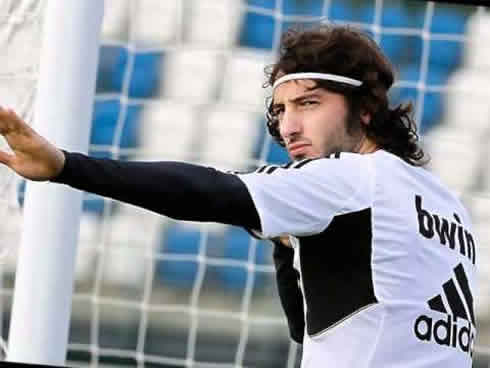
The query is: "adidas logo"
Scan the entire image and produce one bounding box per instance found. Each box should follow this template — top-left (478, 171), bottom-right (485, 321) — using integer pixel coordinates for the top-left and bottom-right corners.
top-left (413, 263), bottom-right (476, 356)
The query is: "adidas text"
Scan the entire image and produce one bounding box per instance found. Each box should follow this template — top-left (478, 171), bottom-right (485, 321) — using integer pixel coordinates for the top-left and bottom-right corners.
top-left (414, 314), bottom-right (475, 356)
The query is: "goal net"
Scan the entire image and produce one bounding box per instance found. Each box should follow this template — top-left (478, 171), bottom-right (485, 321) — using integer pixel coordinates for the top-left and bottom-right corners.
top-left (0, 1), bottom-right (44, 358)
top-left (0, 0), bottom-right (42, 262)
top-left (1, 0), bottom-right (489, 367)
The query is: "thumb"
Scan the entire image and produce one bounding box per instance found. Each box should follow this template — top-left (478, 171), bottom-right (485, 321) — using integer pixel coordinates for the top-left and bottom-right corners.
top-left (0, 150), bottom-right (14, 166)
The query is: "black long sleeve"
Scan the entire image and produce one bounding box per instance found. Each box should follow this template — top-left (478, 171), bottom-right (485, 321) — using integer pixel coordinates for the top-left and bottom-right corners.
top-left (272, 240), bottom-right (305, 344)
top-left (52, 151), bottom-right (261, 230)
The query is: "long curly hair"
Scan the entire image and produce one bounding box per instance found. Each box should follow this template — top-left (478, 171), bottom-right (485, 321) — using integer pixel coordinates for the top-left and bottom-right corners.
top-left (265, 25), bottom-right (427, 166)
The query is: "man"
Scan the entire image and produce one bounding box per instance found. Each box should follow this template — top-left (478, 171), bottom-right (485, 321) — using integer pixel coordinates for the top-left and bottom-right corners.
top-left (0, 25), bottom-right (478, 367)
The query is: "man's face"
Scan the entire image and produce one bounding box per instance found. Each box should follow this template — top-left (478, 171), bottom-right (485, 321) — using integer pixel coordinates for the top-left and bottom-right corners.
top-left (272, 79), bottom-right (361, 160)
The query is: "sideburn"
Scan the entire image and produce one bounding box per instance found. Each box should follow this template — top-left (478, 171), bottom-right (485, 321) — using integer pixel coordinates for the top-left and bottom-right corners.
top-left (312, 81), bottom-right (366, 138)
top-left (344, 98), bottom-right (365, 139)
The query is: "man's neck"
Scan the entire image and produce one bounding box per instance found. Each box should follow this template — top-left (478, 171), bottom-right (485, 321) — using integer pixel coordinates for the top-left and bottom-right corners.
top-left (357, 135), bottom-right (379, 154)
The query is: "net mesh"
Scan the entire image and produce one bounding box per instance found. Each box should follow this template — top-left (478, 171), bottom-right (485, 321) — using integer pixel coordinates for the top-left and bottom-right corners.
top-left (0, 0), bottom-right (42, 260)
top-left (1, 0), bottom-right (490, 367)
top-left (0, 0), bottom-right (45, 359)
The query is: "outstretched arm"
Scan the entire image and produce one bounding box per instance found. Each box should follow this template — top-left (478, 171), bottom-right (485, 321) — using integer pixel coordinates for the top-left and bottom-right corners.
top-left (53, 151), bottom-right (261, 228)
top-left (0, 106), bottom-right (261, 230)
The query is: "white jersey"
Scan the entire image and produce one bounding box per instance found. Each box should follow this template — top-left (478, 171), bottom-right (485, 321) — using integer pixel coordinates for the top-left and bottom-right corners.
top-left (237, 150), bottom-right (478, 368)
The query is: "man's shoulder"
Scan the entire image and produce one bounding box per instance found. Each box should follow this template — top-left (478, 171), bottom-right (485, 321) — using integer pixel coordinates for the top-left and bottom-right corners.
top-left (231, 152), bottom-right (374, 185)
top-left (257, 152), bottom-right (368, 173)
top-left (230, 157), bottom-right (321, 175)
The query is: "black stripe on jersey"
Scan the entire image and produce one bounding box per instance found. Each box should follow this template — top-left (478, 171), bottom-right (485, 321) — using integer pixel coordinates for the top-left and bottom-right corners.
top-left (467, 233), bottom-right (476, 265)
top-left (298, 208), bottom-right (377, 336)
top-left (291, 157), bottom-right (320, 169)
top-left (256, 165), bottom-right (268, 173)
top-left (326, 152), bottom-right (341, 159)
top-left (249, 156), bottom-right (329, 175)
top-left (428, 295), bottom-right (447, 314)
top-left (253, 159), bottom-right (317, 174)
top-left (229, 151), bottom-right (344, 176)
top-left (453, 263), bottom-right (475, 324)
top-left (266, 166), bottom-right (279, 174)
top-left (443, 279), bottom-right (468, 321)
top-left (292, 158), bottom-right (316, 169)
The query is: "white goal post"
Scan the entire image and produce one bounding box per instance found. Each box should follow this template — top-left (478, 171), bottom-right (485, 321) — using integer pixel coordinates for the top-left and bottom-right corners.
top-left (6, 0), bottom-right (104, 365)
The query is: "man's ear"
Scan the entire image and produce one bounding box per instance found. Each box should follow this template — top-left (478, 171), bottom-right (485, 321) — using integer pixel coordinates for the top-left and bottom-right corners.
top-left (360, 110), bottom-right (371, 126)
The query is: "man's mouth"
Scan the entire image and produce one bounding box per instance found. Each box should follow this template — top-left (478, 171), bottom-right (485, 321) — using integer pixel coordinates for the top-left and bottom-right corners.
top-left (288, 142), bottom-right (311, 157)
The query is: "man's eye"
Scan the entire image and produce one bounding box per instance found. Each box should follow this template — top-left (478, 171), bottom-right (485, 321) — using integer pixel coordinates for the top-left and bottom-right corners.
top-left (301, 100), bottom-right (318, 106)
top-left (272, 108), bottom-right (284, 117)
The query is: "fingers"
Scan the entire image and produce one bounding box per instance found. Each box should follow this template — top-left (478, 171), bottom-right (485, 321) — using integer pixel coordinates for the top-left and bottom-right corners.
top-left (0, 106), bottom-right (13, 134)
top-left (0, 150), bottom-right (14, 166)
top-left (0, 106), bottom-right (25, 135)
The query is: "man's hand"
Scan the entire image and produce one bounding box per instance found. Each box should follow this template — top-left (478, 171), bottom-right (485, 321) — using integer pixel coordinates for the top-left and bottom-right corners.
top-left (0, 106), bottom-right (65, 181)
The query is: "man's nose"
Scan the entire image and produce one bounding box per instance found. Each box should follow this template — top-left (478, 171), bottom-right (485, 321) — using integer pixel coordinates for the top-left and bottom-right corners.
top-left (279, 109), bottom-right (302, 142)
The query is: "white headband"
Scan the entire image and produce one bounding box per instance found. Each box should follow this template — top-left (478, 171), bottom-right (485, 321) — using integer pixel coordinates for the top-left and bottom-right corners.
top-left (272, 72), bottom-right (363, 92)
